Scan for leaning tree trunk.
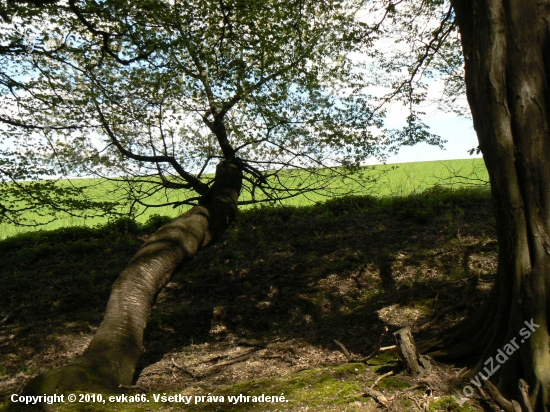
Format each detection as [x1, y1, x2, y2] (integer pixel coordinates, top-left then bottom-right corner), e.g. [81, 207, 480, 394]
[422, 1, 550, 410]
[20, 160, 242, 403]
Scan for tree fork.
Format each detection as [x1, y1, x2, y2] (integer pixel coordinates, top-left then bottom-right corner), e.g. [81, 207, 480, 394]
[16, 161, 242, 409]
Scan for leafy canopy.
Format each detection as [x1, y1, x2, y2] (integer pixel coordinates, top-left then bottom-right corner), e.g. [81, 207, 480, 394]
[0, 0, 456, 224]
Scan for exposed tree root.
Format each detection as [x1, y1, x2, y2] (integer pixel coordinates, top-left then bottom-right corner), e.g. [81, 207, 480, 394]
[483, 380, 518, 412]
[519, 380, 534, 412]
[8, 362, 120, 411]
[419, 254, 485, 357]
[418, 279, 497, 360]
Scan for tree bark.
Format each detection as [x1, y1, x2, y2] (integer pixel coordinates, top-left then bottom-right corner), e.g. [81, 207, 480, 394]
[393, 327, 431, 376]
[19, 160, 242, 406]
[423, 1, 550, 410]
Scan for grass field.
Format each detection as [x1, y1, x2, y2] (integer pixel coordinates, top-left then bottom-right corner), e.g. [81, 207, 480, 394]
[0, 158, 488, 239]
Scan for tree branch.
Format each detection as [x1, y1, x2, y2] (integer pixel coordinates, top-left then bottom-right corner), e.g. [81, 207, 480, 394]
[93, 101, 209, 195]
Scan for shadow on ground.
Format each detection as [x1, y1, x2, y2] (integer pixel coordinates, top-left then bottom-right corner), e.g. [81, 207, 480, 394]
[0, 187, 497, 409]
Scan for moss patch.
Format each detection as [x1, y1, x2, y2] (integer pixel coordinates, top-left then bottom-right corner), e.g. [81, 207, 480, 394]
[429, 397, 478, 411]
[47, 364, 369, 411]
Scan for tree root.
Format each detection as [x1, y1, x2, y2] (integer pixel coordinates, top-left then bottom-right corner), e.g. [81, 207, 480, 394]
[482, 380, 519, 412]
[8, 362, 120, 411]
[418, 283, 497, 360]
[418, 251, 493, 361]
[25, 363, 119, 395]
[518, 379, 533, 412]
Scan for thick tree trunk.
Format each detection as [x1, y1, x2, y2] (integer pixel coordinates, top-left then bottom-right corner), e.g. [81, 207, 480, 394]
[19, 161, 242, 404]
[423, 1, 550, 410]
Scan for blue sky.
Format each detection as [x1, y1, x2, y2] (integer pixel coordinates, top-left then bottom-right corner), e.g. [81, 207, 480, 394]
[386, 115, 480, 164]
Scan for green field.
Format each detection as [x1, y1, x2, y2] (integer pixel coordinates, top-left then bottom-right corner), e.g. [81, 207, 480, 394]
[0, 158, 488, 239]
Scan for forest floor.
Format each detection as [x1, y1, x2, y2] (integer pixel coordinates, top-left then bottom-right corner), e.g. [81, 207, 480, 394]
[0, 186, 501, 411]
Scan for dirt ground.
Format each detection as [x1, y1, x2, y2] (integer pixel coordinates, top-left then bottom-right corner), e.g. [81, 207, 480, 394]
[0, 189, 501, 411]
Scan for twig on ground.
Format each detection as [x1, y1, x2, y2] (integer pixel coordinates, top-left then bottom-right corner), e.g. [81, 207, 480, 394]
[456, 367, 469, 378]
[334, 339, 354, 361]
[365, 343, 397, 361]
[365, 326, 394, 361]
[171, 358, 198, 379]
[362, 387, 390, 408]
[371, 371, 394, 389]
[204, 354, 226, 363]
[237, 338, 269, 348]
[408, 395, 424, 411]
[335, 326, 396, 363]
[403, 382, 430, 392]
[258, 353, 285, 359]
[139, 370, 164, 377]
[237, 339, 299, 354]
[214, 352, 254, 367]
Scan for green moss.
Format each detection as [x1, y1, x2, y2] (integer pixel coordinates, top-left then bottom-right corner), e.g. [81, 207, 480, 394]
[208, 365, 366, 410]
[367, 349, 399, 366]
[375, 377, 410, 390]
[48, 364, 369, 411]
[332, 362, 366, 374]
[429, 397, 477, 411]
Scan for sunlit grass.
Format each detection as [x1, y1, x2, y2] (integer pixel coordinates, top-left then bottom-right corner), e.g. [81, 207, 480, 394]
[0, 158, 487, 239]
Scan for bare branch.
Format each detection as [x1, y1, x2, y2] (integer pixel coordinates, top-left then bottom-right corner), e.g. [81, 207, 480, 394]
[93, 100, 209, 195]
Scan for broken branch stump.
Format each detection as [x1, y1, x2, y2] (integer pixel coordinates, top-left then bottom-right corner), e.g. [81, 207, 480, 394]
[393, 327, 431, 376]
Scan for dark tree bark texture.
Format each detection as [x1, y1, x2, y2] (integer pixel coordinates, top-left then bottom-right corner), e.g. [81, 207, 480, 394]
[424, 1, 550, 410]
[19, 161, 242, 407]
